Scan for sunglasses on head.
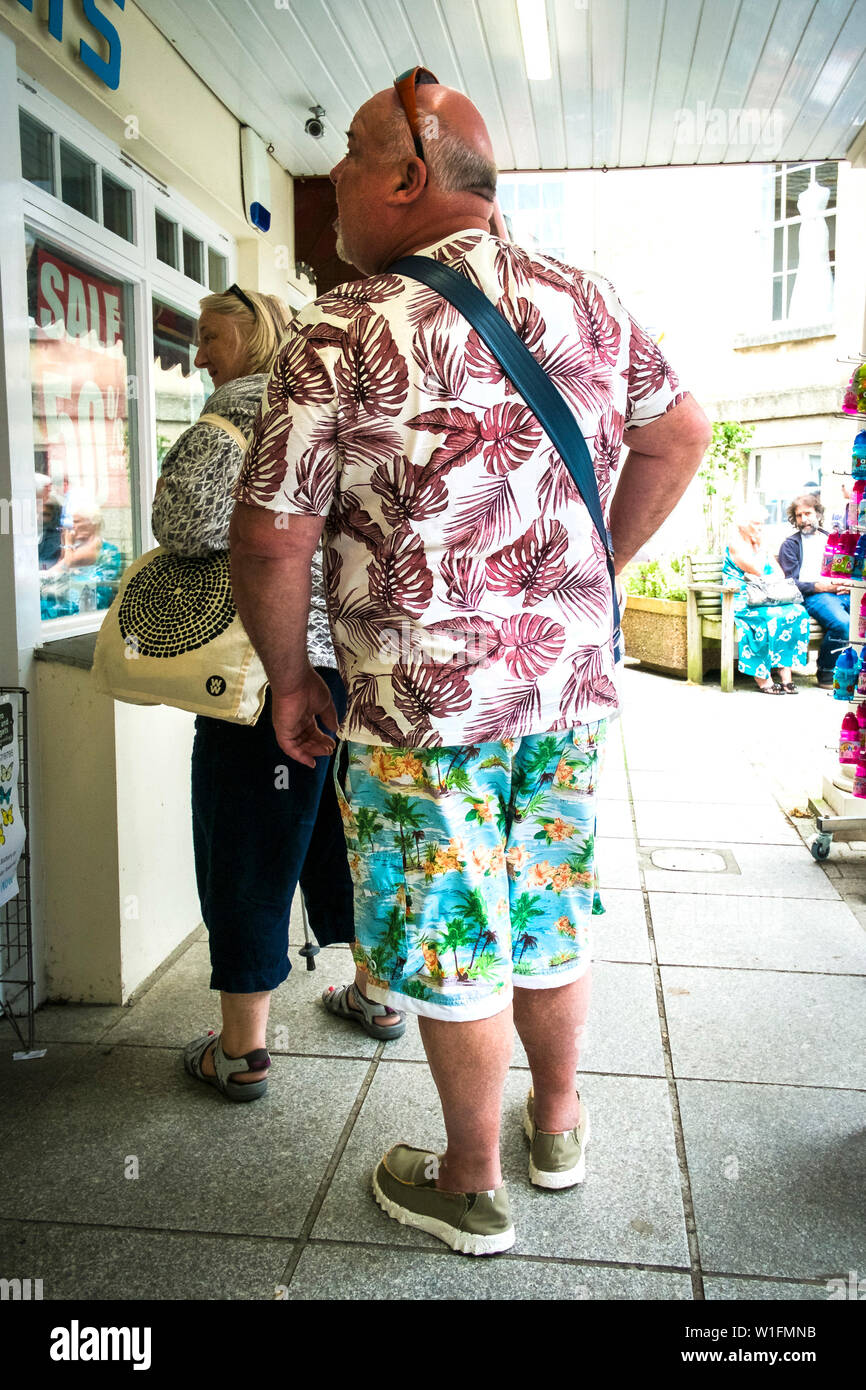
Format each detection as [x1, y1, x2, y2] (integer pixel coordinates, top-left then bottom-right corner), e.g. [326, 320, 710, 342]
[393, 66, 439, 161]
[227, 283, 257, 316]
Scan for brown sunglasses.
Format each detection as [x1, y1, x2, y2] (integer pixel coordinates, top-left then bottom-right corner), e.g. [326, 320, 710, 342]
[393, 66, 439, 161]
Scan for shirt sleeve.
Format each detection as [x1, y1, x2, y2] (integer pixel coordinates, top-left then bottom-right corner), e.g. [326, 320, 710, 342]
[233, 317, 340, 519]
[623, 313, 688, 430]
[152, 421, 243, 556]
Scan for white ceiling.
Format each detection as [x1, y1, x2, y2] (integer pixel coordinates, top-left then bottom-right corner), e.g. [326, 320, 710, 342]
[137, 0, 866, 175]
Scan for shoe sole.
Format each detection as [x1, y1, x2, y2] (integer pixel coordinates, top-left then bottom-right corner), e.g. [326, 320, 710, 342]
[523, 1108, 590, 1189]
[371, 1172, 515, 1256]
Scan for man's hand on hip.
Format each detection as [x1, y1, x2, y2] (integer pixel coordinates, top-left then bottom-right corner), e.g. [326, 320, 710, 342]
[272, 668, 339, 768]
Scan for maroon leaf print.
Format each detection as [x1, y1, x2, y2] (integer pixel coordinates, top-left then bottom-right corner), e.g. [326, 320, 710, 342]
[503, 296, 547, 353]
[293, 444, 337, 515]
[407, 407, 484, 477]
[628, 319, 680, 402]
[527, 256, 576, 296]
[547, 551, 610, 624]
[496, 243, 533, 296]
[332, 489, 385, 551]
[480, 402, 542, 474]
[559, 646, 618, 719]
[296, 322, 346, 348]
[486, 519, 569, 606]
[339, 415, 404, 468]
[439, 553, 487, 610]
[334, 314, 408, 419]
[425, 616, 501, 670]
[536, 450, 579, 513]
[591, 407, 624, 504]
[314, 275, 404, 322]
[464, 680, 542, 742]
[235, 407, 291, 505]
[431, 236, 484, 286]
[543, 339, 610, 416]
[369, 455, 448, 526]
[349, 673, 407, 745]
[337, 589, 391, 656]
[392, 657, 472, 732]
[498, 614, 566, 680]
[442, 473, 518, 552]
[405, 283, 460, 334]
[268, 334, 334, 408]
[411, 326, 467, 401]
[464, 326, 508, 389]
[367, 530, 434, 618]
[572, 280, 622, 366]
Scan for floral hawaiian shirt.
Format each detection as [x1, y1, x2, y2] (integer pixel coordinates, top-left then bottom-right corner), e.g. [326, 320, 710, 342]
[235, 230, 685, 748]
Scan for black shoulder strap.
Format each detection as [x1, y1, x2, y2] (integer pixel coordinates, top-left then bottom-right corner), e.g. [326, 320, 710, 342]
[389, 254, 621, 653]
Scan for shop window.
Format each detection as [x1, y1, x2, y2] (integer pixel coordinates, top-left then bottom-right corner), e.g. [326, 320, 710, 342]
[60, 140, 97, 220]
[102, 171, 133, 243]
[182, 231, 203, 284]
[152, 299, 207, 467]
[26, 230, 136, 622]
[155, 210, 179, 269]
[19, 110, 55, 196]
[208, 247, 228, 291]
[772, 162, 836, 322]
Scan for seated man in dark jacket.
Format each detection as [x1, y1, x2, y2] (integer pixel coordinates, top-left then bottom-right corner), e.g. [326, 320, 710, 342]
[778, 493, 849, 689]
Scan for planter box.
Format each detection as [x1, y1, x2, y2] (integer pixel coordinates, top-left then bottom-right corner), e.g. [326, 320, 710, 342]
[621, 595, 688, 677]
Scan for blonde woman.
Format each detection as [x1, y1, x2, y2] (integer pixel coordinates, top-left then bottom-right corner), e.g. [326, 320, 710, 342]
[153, 286, 403, 1103]
[723, 504, 810, 693]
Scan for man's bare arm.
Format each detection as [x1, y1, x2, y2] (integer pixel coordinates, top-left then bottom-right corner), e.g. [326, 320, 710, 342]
[608, 395, 712, 574]
[230, 502, 337, 765]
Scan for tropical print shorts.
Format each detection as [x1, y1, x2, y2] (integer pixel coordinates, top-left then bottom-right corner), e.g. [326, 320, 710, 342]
[334, 722, 607, 1021]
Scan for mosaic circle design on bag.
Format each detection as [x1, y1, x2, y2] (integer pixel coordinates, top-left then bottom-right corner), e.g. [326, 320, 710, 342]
[118, 553, 236, 658]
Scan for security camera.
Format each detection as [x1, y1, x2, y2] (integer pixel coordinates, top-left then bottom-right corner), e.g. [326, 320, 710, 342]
[305, 105, 326, 139]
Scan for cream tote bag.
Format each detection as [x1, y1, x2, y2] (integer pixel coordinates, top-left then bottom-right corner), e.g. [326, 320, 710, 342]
[92, 414, 268, 724]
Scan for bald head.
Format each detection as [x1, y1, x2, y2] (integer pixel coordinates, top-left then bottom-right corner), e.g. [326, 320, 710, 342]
[330, 79, 499, 274]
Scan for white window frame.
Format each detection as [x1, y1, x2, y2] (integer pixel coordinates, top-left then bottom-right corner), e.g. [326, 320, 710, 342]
[16, 72, 236, 638]
[771, 161, 837, 325]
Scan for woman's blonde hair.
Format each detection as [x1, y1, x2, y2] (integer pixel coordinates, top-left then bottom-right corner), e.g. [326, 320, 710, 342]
[198, 288, 293, 375]
[733, 503, 767, 536]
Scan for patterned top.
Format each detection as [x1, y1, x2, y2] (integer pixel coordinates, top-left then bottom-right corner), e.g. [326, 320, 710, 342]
[236, 230, 685, 747]
[153, 373, 334, 668]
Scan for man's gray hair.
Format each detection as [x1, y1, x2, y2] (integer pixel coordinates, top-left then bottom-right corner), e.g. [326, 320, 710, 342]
[380, 107, 497, 201]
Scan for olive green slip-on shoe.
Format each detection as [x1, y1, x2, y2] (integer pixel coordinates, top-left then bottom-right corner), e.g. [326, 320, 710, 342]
[523, 1090, 590, 1189]
[372, 1144, 515, 1256]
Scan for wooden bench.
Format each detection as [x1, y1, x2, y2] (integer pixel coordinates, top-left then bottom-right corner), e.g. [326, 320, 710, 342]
[686, 553, 824, 691]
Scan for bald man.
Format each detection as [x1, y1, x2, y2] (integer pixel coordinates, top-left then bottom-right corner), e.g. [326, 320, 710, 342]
[231, 72, 710, 1255]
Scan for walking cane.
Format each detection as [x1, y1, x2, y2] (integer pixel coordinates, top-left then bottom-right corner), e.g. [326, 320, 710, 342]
[298, 894, 319, 970]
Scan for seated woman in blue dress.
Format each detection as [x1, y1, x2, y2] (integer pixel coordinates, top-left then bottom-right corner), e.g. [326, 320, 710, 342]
[723, 505, 811, 694]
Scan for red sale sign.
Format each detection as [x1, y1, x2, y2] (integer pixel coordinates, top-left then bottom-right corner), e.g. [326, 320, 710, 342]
[33, 248, 130, 510]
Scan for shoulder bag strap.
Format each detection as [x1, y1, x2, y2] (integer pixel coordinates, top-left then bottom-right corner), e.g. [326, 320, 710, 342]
[388, 255, 621, 655]
[198, 412, 250, 452]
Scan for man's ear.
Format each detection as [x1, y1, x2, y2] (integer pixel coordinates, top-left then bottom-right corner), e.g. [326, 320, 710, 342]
[388, 157, 428, 202]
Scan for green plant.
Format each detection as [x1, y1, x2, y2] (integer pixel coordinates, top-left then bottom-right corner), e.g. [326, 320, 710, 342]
[623, 555, 687, 602]
[699, 421, 754, 553]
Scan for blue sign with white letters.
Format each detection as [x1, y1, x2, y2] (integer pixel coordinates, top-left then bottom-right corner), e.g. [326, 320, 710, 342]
[16, 0, 125, 92]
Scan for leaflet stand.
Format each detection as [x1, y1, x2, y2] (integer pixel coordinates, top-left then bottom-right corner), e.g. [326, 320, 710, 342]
[0, 687, 35, 1053]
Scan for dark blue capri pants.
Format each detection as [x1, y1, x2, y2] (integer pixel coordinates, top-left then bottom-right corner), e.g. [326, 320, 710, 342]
[191, 667, 354, 993]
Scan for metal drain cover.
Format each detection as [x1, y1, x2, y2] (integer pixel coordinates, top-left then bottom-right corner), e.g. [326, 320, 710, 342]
[650, 848, 728, 872]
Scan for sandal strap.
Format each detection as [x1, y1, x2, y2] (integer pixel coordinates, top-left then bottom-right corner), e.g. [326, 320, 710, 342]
[212, 1037, 271, 1088]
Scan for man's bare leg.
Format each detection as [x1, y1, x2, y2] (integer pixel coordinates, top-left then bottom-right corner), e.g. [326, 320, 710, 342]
[418, 1006, 514, 1193]
[512, 971, 591, 1131]
[200, 990, 271, 1081]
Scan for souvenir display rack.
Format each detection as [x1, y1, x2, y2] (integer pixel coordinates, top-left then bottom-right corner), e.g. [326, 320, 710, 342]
[0, 687, 34, 1051]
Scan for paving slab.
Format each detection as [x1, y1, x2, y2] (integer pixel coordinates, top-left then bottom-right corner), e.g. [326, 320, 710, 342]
[593, 889, 651, 963]
[0, 1219, 294, 1300]
[383, 960, 664, 1077]
[0, 1046, 370, 1239]
[641, 842, 841, 900]
[595, 798, 635, 839]
[595, 837, 641, 890]
[288, 1242, 693, 1299]
[662, 966, 866, 1088]
[0, 1041, 90, 1123]
[677, 1080, 866, 1282]
[703, 1275, 836, 1300]
[313, 1066, 690, 1268]
[650, 893, 866, 974]
[627, 770, 777, 806]
[634, 802, 800, 847]
[0, 1003, 125, 1045]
